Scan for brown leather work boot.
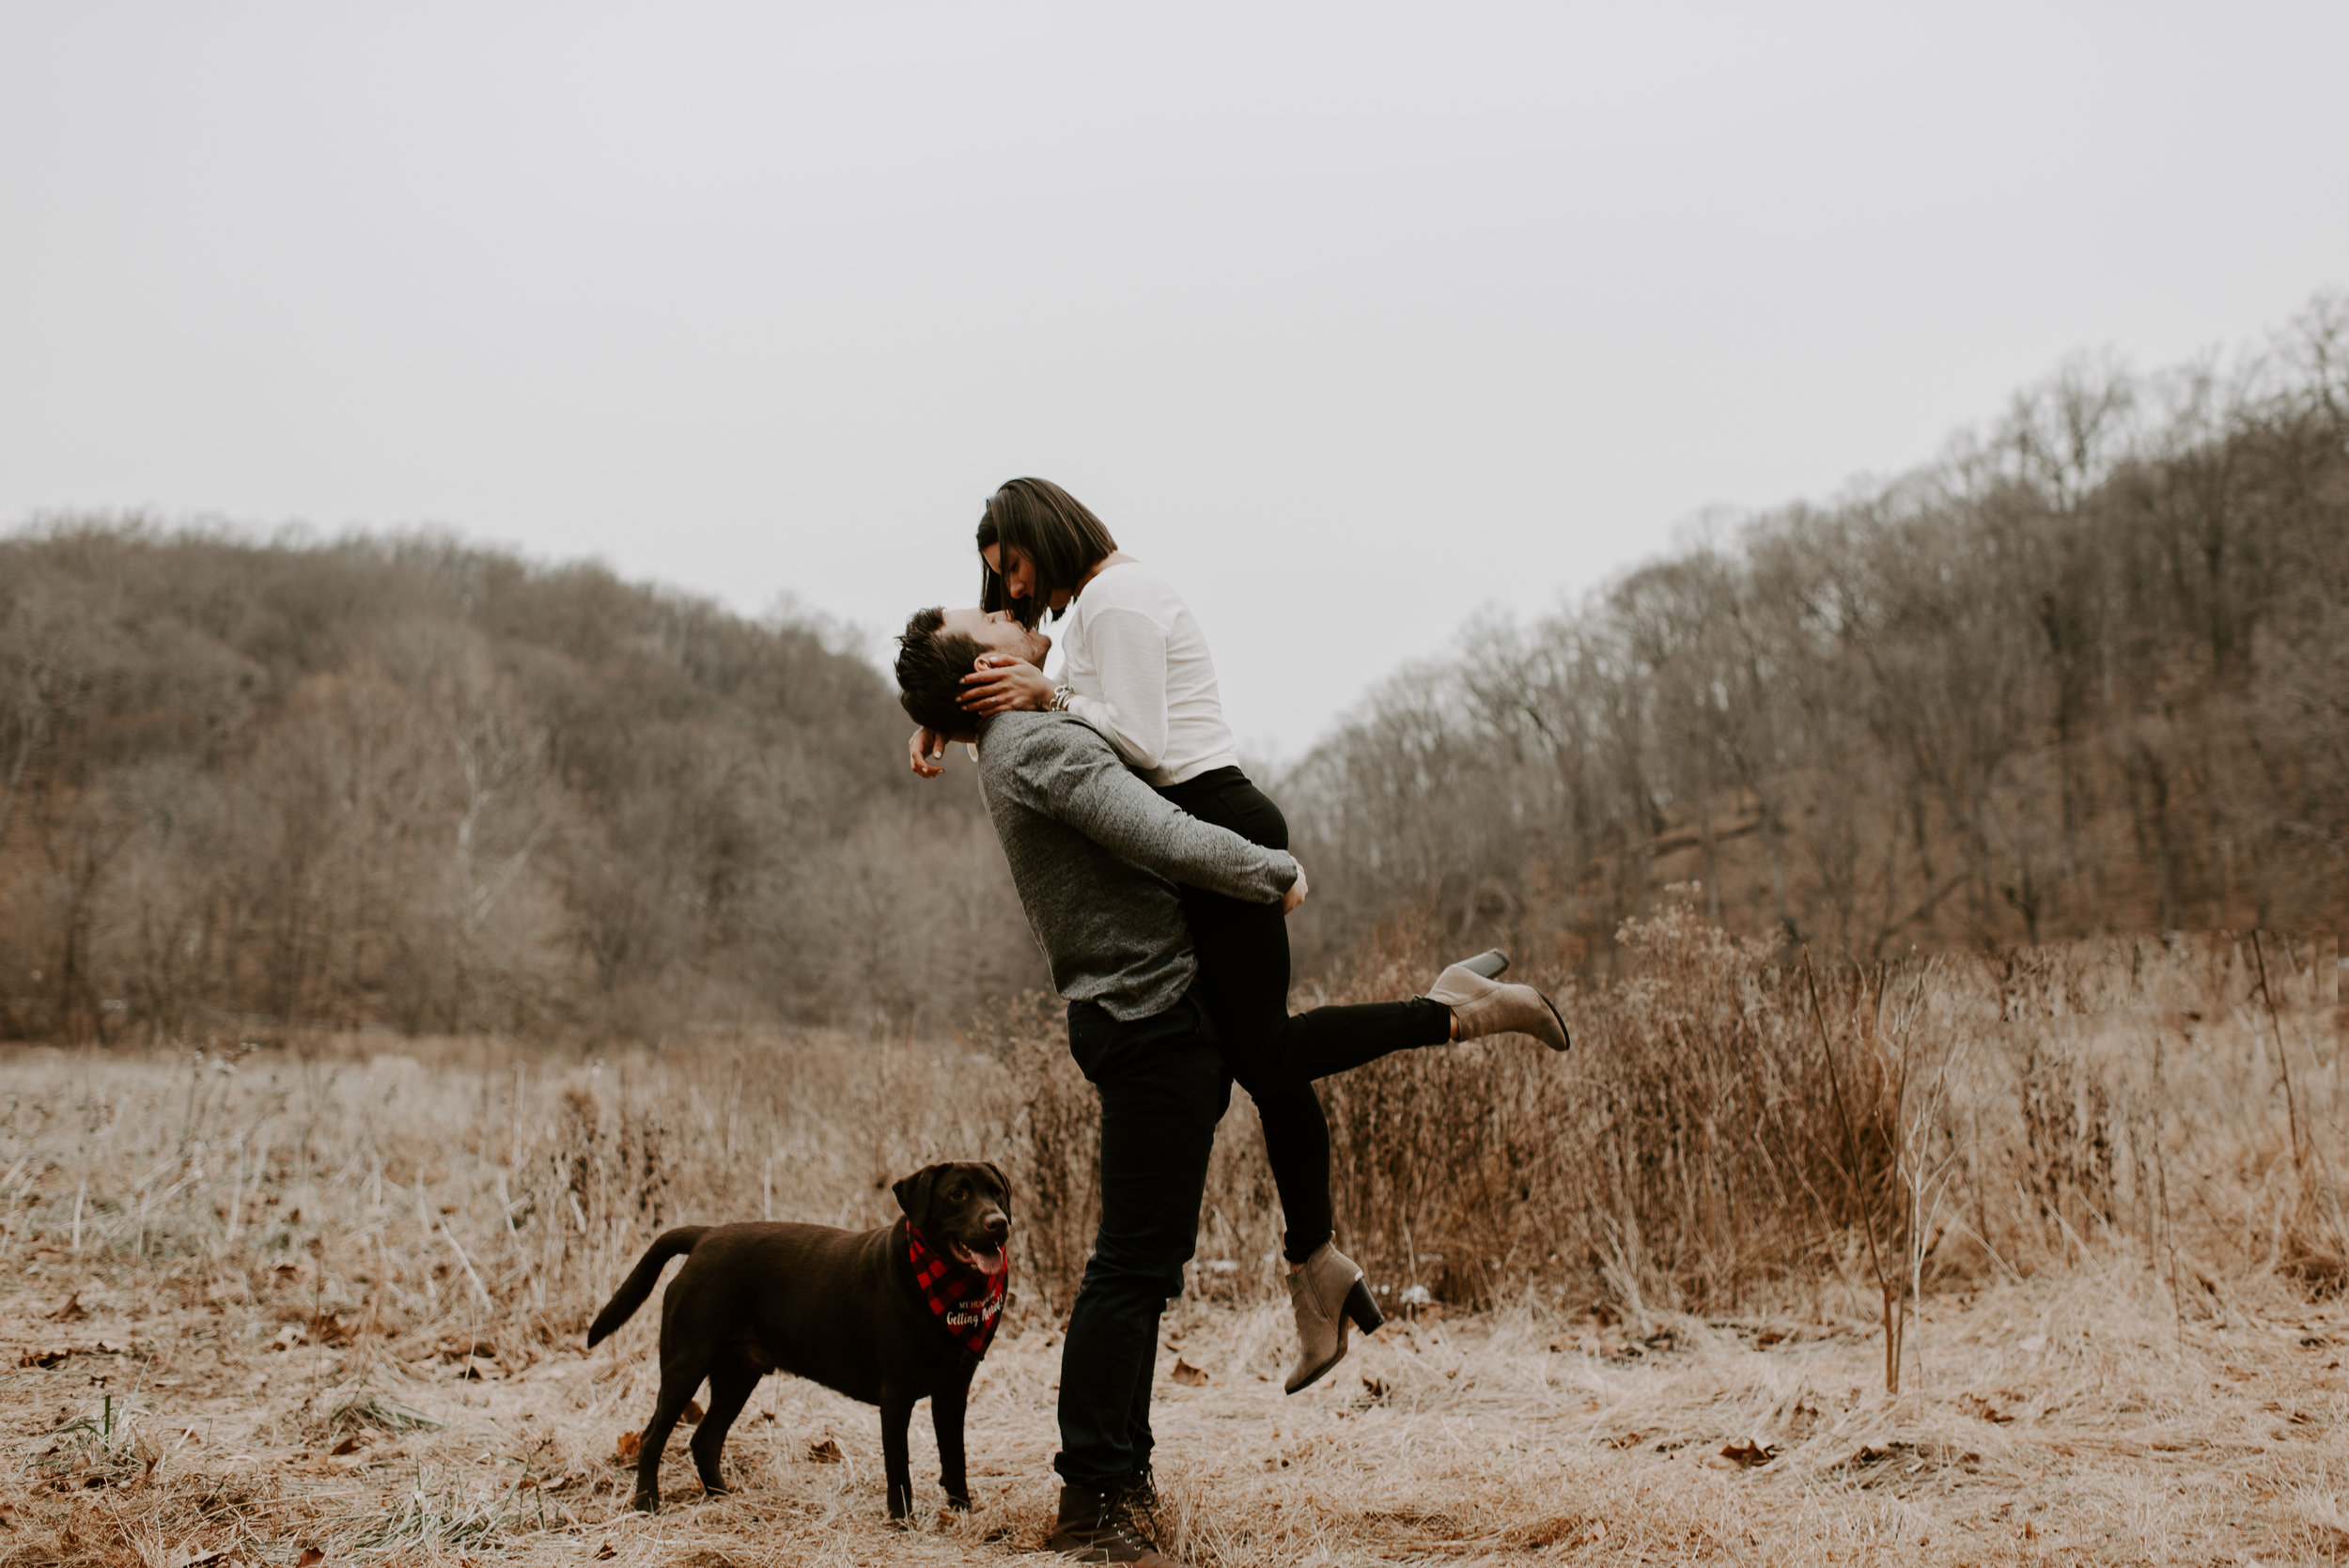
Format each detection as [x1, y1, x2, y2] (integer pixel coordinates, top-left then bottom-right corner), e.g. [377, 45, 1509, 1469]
[1049, 1483, 1191, 1566]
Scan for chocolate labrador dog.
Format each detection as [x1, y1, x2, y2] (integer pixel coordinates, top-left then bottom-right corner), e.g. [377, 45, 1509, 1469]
[587, 1160, 1013, 1519]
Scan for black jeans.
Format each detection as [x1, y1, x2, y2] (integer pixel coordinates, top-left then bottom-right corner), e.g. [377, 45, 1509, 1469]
[1054, 988, 1231, 1492]
[1154, 767, 1451, 1264]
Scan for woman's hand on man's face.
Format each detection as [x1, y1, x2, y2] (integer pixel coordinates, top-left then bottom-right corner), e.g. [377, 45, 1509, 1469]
[960, 654, 1055, 717]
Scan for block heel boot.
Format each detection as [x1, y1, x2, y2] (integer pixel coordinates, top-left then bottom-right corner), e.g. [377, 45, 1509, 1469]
[1284, 1241, 1377, 1394]
[1424, 957, 1569, 1052]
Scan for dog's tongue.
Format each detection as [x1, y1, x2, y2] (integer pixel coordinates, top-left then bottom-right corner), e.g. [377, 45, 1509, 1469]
[957, 1241, 1009, 1277]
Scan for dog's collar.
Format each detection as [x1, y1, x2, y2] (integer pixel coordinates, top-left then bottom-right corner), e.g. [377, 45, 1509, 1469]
[904, 1221, 1007, 1358]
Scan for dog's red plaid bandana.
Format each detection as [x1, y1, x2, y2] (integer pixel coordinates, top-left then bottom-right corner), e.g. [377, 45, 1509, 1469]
[905, 1222, 1007, 1358]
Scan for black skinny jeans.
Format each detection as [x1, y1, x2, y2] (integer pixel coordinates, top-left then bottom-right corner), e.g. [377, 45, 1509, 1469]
[1056, 988, 1230, 1491]
[1155, 767, 1451, 1264]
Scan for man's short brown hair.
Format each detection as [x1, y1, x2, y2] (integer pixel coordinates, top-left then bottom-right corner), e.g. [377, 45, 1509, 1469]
[894, 607, 982, 735]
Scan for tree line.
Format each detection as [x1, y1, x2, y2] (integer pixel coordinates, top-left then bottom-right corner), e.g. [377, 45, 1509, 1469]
[1285, 291, 2349, 971]
[6, 293, 2343, 1044]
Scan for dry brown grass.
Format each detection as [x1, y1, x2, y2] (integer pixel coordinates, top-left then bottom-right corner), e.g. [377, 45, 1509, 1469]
[0, 923, 2341, 1565]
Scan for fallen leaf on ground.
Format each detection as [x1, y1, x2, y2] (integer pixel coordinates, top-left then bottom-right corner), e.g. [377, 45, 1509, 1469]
[1171, 1359, 1209, 1386]
[167, 1547, 228, 1568]
[594, 1545, 617, 1560]
[681, 1398, 705, 1424]
[614, 1430, 641, 1459]
[1719, 1439, 1775, 1468]
[50, 1293, 86, 1322]
[330, 1435, 360, 1455]
[296, 1549, 325, 1566]
[808, 1438, 843, 1464]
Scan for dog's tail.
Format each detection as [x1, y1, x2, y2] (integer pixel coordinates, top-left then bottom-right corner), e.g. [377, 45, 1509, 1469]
[585, 1226, 710, 1347]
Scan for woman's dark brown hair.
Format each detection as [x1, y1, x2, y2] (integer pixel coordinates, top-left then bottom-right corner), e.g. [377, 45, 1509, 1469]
[976, 478, 1119, 629]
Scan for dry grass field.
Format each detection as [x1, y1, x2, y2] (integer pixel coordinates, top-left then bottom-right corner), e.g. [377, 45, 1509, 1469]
[1, 921, 2341, 1566]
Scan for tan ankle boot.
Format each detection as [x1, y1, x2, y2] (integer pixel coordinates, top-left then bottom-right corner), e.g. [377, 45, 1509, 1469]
[1284, 1241, 1383, 1394]
[1425, 962, 1570, 1051]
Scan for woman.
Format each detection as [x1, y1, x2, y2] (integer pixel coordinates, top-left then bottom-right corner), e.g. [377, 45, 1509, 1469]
[910, 478, 1568, 1392]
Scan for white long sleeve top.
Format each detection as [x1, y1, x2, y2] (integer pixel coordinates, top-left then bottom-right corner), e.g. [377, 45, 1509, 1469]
[1054, 560, 1240, 788]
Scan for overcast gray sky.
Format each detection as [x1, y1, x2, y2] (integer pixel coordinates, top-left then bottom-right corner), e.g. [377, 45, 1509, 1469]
[4, 4, 2343, 758]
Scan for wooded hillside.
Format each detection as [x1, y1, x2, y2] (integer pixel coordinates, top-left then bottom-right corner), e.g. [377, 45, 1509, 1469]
[1287, 293, 2349, 970]
[0, 530, 1038, 1043]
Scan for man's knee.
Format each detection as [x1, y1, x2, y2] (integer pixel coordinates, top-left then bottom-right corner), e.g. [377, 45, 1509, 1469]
[1078, 1250, 1187, 1310]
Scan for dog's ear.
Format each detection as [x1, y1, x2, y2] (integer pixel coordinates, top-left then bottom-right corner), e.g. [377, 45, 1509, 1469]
[892, 1164, 943, 1228]
[980, 1161, 1012, 1214]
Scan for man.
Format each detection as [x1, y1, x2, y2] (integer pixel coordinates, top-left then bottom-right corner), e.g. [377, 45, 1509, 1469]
[896, 604, 1300, 1566]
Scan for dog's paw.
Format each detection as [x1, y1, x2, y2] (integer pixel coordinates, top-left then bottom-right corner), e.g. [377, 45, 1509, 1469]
[630, 1491, 661, 1514]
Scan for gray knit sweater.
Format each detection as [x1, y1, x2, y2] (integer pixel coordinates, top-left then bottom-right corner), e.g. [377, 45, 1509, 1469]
[975, 710, 1298, 1020]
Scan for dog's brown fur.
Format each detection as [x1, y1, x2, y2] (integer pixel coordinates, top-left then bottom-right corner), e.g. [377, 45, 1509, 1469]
[587, 1160, 1012, 1519]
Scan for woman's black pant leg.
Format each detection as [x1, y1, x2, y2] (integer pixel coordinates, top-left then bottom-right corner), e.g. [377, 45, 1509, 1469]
[1276, 998, 1454, 1079]
[1158, 769, 1448, 1264]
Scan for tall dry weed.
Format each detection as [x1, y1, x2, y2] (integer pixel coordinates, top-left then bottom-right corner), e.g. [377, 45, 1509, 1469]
[1296, 908, 2339, 1337]
[1307, 899, 1908, 1317]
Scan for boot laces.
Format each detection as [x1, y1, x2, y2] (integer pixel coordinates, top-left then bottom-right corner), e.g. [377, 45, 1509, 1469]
[1112, 1491, 1160, 1540]
[1063, 1493, 1160, 1561]
[1073, 1516, 1156, 1561]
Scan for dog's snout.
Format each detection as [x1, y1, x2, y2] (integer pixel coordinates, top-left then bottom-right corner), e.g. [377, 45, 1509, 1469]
[984, 1212, 1009, 1241]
